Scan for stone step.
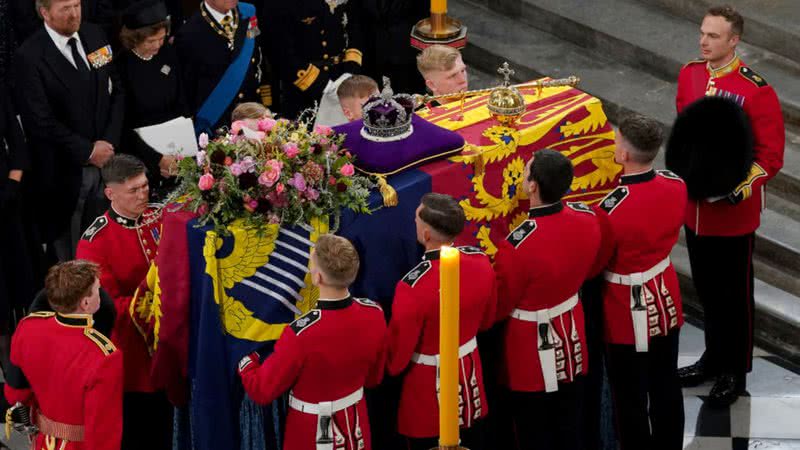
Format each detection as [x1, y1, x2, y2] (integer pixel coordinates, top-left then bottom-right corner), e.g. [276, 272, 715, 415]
[455, 0, 800, 273]
[509, 0, 800, 127]
[454, 0, 800, 207]
[672, 241, 800, 365]
[635, 0, 800, 64]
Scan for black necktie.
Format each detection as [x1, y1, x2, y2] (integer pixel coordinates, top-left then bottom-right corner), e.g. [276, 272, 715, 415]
[67, 37, 89, 75]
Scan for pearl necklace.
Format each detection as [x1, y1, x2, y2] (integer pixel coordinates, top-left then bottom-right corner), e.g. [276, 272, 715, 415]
[132, 48, 154, 61]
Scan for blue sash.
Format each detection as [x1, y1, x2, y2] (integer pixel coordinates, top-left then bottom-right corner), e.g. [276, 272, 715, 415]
[195, 2, 257, 135]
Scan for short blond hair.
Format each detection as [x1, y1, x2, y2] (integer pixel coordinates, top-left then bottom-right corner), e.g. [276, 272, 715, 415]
[337, 75, 379, 100]
[231, 102, 270, 122]
[313, 234, 360, 288]
[417, 45, 461, 77]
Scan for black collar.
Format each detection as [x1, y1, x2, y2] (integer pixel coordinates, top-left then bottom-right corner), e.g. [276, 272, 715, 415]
[55, 313, 93, 328]
[423, 249, 441, 261]
[620, 169, 656, 185]
[109, 207, 139, 228]
[317, 296, 353, 310]
[529, 202, 564, 218]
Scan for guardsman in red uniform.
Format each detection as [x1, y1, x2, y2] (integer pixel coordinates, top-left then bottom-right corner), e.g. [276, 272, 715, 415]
[239, 234, 387, 450]
[75, 155, 172, 450]
[4, 260, 123, 450]
[675, 5, 785, 406]
[595, 115, 687, 450]
[493, 149, 603, 450]
[386, 193, 497, 450]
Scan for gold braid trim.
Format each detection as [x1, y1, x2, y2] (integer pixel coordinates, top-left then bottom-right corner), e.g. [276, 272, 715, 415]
[258, 85, 273, 107]
[294, 64, 321, 91]
[343, 48, 363, 65]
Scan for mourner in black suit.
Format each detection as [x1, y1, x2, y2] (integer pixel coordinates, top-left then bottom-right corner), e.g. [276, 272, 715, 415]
[118, 0, 188, 200]
[10, 0, 115, 44]
[358, 0, 427, 96]
[175, 0, 271, 134]
[13, 0, 124, 261]
[263, 0, 364, 119]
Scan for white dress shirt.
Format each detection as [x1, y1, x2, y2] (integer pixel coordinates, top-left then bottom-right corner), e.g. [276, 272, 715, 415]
[204, 1, 233, 25]
[44, 23, 90, 70]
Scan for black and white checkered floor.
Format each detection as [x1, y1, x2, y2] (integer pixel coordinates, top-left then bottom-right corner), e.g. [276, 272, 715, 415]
[680, 323, 800, 449]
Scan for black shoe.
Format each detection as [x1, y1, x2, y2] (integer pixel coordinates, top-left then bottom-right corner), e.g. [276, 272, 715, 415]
[678, 358, 711, 387]
[708, 374, 746, 408]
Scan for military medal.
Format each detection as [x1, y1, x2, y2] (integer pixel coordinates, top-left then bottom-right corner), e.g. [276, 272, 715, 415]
[87, 45, 113, 69]
[200, 2, 239, 51]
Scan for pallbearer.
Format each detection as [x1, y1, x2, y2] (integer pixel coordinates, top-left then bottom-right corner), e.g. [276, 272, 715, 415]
[239, 234, 387, 450]
[596, 115, 686, 450]
[387, 193, 497, 450]
[493, 149, 604, 450]
[4, 260, 123, 450]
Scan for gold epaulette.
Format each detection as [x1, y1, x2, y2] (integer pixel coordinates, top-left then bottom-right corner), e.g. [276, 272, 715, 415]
[343, 48, 362, 66]
[294, 64, 321, 91]
[83, 328, 117, 356]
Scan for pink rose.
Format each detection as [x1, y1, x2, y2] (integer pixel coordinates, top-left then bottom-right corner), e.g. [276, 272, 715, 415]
[319, 137, 329, 146]
[282, 142, 300, 158]
[198, 173, 215, 190]
[224, 156, 233, 166]
[305, 187, 319, 201]
[330, 143, 339, 152]
[231, 120, 245, 136]
[339, 163, 355, 177]
[314, 125, 333, 136]
[258, 118, 277, 132]
[198, 133, 209, 149]
[258, 159, 283, 187]
[197, 204, 209, 216]
[276, 182, 285, 194]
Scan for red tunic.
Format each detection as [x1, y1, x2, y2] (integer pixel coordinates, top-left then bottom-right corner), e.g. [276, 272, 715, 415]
[240, 296, 387, 450]
[4, 312, 123, 450]
[76, 206, 162, 392]
[493, 202, 602, 392]
[594, 170, 687, 345]
[675, 57, 785, 236]
[387, 246, 497, 438]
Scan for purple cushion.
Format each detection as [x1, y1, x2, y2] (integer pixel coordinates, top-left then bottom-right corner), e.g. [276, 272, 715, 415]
[334, 115, 465, 175]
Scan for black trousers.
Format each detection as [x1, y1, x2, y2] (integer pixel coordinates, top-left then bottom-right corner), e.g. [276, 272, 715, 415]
[685, 227, 755, 375]
[404, 419, 486, 450]
[508, 377, 585, 450]
[122, 391, 173, 450]
[606, 331, 684, 450]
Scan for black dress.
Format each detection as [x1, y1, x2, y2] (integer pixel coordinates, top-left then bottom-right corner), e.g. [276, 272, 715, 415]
[118, 42, 189, 200]
[0, 84, 44, 328]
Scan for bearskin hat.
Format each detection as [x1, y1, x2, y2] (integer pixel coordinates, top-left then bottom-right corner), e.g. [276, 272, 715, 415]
[666, 96, 754, 200]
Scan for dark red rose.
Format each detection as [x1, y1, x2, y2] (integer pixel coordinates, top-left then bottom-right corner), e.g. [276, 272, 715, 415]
[336, 182, 347, 192]
[255, 198, 272, 214]
[210, 149, 227, 165]
[238, 172, 259, 189]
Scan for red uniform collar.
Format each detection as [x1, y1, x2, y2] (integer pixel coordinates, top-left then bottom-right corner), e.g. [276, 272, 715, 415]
[528, 202, 564, 218]
[707, 54, 741, 79]
[55, 313, 93, 328]
[620, 169, 656, 185]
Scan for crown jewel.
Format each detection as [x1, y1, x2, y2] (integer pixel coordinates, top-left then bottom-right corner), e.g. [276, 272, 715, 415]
[361, 77, 415, 142]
